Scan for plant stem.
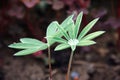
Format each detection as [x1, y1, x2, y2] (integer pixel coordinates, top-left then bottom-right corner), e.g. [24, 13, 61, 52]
[48, 45, 52, 80]
[66, 51, 74, 80]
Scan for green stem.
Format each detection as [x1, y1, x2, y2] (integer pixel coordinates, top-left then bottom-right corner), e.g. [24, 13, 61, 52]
[47, 45, 52, 80]
[66, 51, 74, 80]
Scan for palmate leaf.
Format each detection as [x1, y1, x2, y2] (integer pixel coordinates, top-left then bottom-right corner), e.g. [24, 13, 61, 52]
[8, 38, 48, 56]
[77, 40, 96, 46]
[55, 44, 70, 51]
[14, 48, 41, 56]
[78, 18, 99, 40]
[9, 43, 47, 56]
[81, 31, 105, 40]
[74, 12, 83, 38]
[9, 38, 48, 50]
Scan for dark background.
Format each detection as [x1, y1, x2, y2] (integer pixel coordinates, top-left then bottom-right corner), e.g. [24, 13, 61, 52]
[0, 0, 120, 80]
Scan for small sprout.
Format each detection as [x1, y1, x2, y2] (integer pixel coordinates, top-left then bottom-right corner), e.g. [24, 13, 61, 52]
[8, 14, 75, 80]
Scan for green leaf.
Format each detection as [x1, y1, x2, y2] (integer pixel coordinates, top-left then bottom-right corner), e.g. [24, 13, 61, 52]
[14, 48, 41, 56]
[61, 14, 74, 27]
[74, 12, 83, 38]
[46, 21, 59, 37]
[68, 20, 75, 38]
[61, 14, 75, 39]
[58, 14, 74, 38]
[46, 21, 70, 44]
[78, 18, 99, 40]
[60, 14, 74, 39]
[77, 40, 96, 46]
[46, 14, 74, 38]
[8, 42, 48, 50]
[81, 31, 105, 40]
[8, 43, 40, 49]
[46, 21, 62, 44]
[56, 25, 70, 40]
[55, 44, 70, 51]
[47, 14, 74, 45]
[48, 36, 67, 44]
[20, 38, 45, 45]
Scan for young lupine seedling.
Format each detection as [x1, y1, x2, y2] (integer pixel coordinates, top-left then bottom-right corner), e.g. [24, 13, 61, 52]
[8, 12, 105, 80]
[48, 12, 105, 80]
[8, 14, 74, 80]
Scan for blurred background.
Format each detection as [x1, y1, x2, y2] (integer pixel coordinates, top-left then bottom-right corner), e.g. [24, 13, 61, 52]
[0, 0, 120, 80]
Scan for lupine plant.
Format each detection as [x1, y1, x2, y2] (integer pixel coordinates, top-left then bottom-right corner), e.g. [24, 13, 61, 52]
[8, 12, 105, 80]
[8, 14, 73, 80]
[49, 12, 105, 80]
